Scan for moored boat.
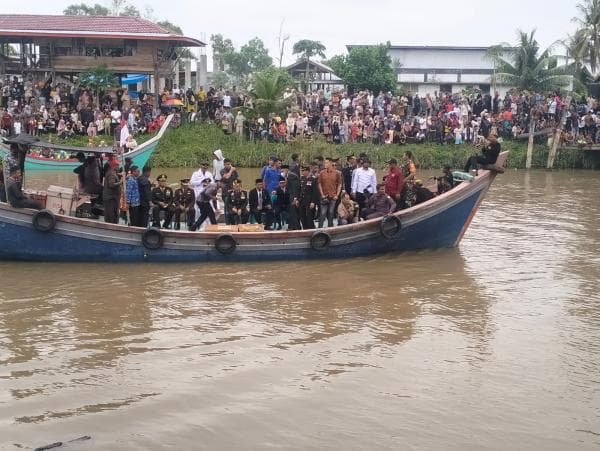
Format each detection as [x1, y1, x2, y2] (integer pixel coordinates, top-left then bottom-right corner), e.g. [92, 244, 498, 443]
[0, 114, 173, 171]
[0, 152, 508, 262]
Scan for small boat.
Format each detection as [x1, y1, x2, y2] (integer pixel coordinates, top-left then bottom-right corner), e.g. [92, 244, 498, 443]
[0, 114, 173, 171]
[0, 152, 508, 263]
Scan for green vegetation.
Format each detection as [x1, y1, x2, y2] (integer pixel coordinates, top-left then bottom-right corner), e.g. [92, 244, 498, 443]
[145, 123, 599, 170]
[42, 124, 599, 169]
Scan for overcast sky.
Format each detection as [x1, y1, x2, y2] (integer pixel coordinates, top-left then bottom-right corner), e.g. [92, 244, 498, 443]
[5, 0, 579, 69]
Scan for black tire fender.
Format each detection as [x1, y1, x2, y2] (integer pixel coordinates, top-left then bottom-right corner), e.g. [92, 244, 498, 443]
[215, 234, 237, 255]
[32, 209, 56, 232]
[310, 231, 331, 251]
[380, 215, 402, 239]
[142, 227, 164, 250]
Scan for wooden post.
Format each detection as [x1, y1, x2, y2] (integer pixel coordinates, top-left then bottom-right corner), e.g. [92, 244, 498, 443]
[547, 96, 572, 170]
[526, 108, 535, 170]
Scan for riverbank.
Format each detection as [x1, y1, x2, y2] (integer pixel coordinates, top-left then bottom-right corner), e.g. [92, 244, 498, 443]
[40, 123, 600, 170]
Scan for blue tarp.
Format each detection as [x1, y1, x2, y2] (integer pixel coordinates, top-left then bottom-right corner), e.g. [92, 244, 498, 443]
[121, 74, 149, 85]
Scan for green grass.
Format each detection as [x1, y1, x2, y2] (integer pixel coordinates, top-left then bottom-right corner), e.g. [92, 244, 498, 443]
[43, 123, 600, 170]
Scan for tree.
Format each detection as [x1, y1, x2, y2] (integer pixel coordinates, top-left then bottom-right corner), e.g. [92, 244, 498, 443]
[292, 39, 326, 92]
[247, 67, 295, 119]
[211, 34, 235, 72]
[330, 44, 396, 93]
[571, 0, 600, 75]
[490, 30, 570, 93]
[63, 3, 110, 15]
[63, 1, 139, 16]
[211, 71, 230, 89]
[78, 65, 118, 105]
[490, 30, 570, 169]
[240, 38, 273, 72]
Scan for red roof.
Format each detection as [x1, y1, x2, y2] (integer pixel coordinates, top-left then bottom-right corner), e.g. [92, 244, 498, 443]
[0, 14, 204, 46]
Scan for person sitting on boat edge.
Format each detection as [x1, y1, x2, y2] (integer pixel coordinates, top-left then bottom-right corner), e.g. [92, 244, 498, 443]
[464, 132, 501, 175]
[248, 179, 274, 230]
[414, 180, 435, 205]
[227, 178, 249, 225]
[431, 165, 454, 195]
[361, 183, 395, 220]
[5, 167, 41, 209]
[173, 178, 195, 230]
[151, 174, 175, 229]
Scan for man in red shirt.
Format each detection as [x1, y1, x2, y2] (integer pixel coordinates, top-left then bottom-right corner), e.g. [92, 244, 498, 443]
[384, 158, 403, 210]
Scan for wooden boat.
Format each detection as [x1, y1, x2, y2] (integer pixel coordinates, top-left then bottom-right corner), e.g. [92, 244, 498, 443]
[0, 152, 508, 263]
[0, 114, 173, 171]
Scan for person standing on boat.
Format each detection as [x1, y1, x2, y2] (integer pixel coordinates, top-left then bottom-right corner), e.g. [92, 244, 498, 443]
[151, 174, 175, 229]
[137, 166, 152, 228]
[125, 166, 142, 227]
[191, 178, 218, 230]
[351, 158, 377, 215]
[212, 149, 225, 182]
[281, 164, 301, 230]
[299, 166, 318, 229]
[463, 133, 501, 175]
[102, 159, 121, 224]
[0, 162, 6, 203]
[384, 158, 404, 210]
[190, 161, 214, 225]
[342, 154, 357, 195]
[318, 157, 343, 228]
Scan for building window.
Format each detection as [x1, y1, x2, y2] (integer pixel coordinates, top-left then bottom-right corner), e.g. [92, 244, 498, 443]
[73, 38, 85, 56]
[124, 40, 137, 57]
[101, 47, 124, 57]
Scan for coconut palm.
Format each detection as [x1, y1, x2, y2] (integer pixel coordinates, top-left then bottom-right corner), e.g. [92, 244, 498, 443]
[292, 39, 326, 92]
[571, 0, 600, 75]
[491, 30, 570, 93]
[247, 68, 294, 119]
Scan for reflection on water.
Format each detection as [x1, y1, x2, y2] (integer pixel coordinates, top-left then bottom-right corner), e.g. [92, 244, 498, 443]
[1, 170, 599, 450]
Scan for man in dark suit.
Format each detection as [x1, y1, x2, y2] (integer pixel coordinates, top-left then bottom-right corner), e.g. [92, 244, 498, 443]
[248, 178, 273, 230]
[281, 164, 301, 230]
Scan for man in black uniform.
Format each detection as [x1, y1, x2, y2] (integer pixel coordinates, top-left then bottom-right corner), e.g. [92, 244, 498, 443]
[173, 178, 195, 230]
[281, 164, 301, 230]
[227, 178, 249, 225]
[464, 133, 501, 175]
[299, 166, 318, 229]
[342, 154, 357, 195]
[248, 178, 273, 229]
[137, 166, 152, 227]
[151, 174, 174, 228]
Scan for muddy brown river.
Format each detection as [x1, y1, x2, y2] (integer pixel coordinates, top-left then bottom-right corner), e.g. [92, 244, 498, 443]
[0, 169, 599, 450]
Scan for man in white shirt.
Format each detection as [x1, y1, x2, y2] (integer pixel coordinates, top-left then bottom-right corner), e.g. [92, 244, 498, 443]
[190, 161, 215, 222]
[351, 158, 377, 214]
[110, 106, 121, 136]
[222, 91, 231, 109]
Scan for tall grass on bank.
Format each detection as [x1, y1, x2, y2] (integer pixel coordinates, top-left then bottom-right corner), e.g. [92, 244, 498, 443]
[152, 123, 600, 170]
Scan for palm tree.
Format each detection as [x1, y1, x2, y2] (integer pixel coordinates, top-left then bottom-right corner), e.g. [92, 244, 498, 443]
[489, 30, 570, 169]
[571, 0, 600, 75]
[247, 68, 294, 119]
[292, 39, 326, 92]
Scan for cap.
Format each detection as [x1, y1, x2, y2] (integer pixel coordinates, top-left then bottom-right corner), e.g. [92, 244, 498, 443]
[415, 179, 423, 186]
[301, 166, 310, 171]
[157, 174, 167, 182]
[387, 158, 398, 165]
[255, 178, 263, 184]
[180, 178, 190, 184]
[346, 154, 356, 161]
[281, 164, 290, 169]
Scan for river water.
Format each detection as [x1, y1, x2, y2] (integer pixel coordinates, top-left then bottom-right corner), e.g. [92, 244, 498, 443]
[0, 169, 599, 450]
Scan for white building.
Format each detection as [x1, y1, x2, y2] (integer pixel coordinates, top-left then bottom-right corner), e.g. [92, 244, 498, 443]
[347, 45, 512, 96]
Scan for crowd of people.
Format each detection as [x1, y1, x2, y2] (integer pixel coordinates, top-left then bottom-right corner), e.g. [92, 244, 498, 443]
[91, 148, 460, 231]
